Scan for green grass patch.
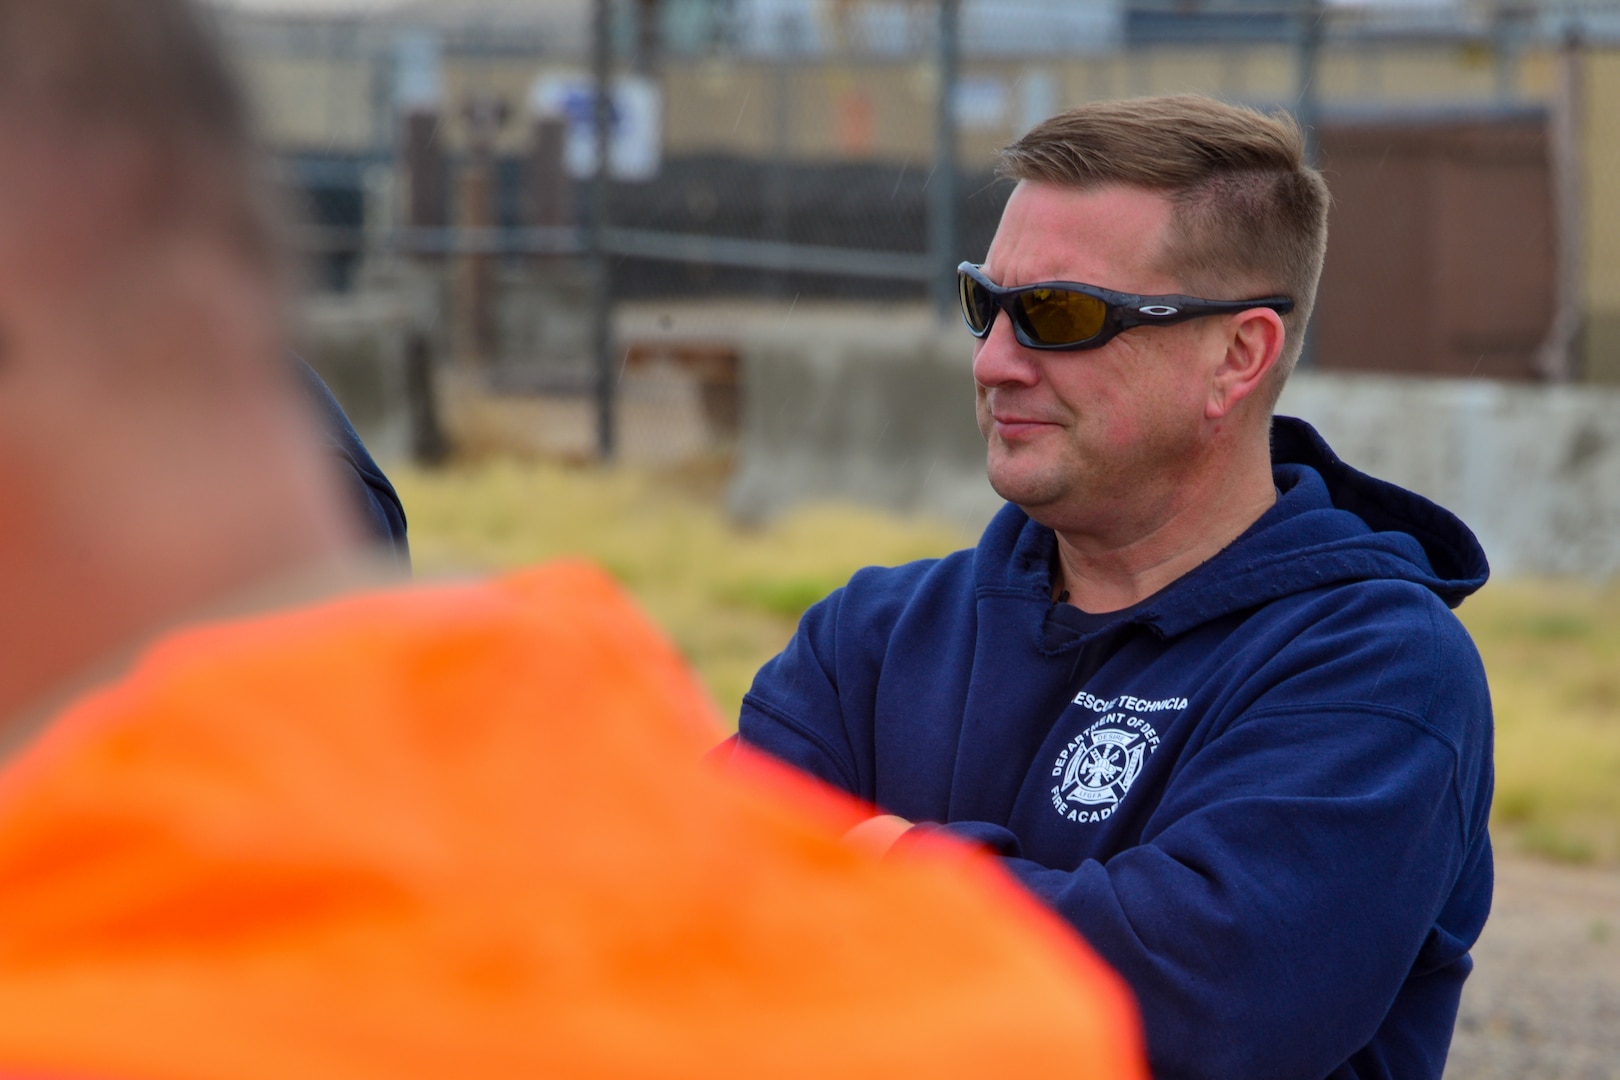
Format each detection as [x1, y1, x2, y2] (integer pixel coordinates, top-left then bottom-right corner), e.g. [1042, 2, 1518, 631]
[1517, 823, 1597, 865]
[1516, 613, 1595, 641]
[718, 576, 847, 618]
[396, 458, 1620, 865]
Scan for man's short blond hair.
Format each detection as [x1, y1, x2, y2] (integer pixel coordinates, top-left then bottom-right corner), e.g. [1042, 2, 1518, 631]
[998, 94, 1330, 392]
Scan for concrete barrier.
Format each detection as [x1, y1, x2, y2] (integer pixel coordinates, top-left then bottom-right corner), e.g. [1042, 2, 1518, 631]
[1278, 376, 1620, 577]
[728, 332, 1620, 578]
[727, 326, 1003, 529]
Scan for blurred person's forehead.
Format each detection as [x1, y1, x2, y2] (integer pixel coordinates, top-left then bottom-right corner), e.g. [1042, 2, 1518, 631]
[0, 0, 237, 117]
[0, 0, 254, 222]
[0, 116, 162, 290]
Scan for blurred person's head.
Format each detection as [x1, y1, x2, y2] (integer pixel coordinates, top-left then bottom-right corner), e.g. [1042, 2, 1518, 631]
[969, 95, 1329, 537]
[0, 0, 358, 726]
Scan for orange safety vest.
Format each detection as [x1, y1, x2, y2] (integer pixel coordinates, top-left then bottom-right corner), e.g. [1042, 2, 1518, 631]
[0, 561, 1146, 1080]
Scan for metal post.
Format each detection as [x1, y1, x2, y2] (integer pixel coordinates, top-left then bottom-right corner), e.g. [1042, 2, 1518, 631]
[587, 0, 616, 460]
[395, 31, 450, 465]
[633, 0, 661, 77]
[527, 116, 571, 240]
[1492, 1, 1520, 102]
[402, 109, 451, 464]
[765, 14, 805, 299]
[458, 95, 507, 368]
[1295, 0, 1322, 169]
[1294, 0, 1323, 369]
[930, 0, 961, 322]
[1537, 29, 1585, 382]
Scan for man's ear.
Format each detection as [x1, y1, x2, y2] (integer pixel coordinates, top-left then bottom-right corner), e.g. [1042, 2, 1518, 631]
[1205, 308, 1287, 420]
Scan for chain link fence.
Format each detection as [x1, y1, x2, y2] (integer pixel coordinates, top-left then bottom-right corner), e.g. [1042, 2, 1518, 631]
[214, 0, 1620, 465]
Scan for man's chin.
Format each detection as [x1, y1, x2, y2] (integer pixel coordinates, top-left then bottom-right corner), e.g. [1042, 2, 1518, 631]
[985, 460, 1070, 514]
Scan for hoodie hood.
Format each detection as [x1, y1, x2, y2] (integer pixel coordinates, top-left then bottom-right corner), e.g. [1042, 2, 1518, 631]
[979, 415, 1490, 643]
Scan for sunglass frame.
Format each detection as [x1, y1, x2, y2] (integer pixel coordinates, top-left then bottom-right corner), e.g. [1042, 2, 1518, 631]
[956, 261, 1295, 352]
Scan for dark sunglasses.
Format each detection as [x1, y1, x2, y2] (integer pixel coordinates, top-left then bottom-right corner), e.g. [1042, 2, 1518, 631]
[957, 262, 1294, 352]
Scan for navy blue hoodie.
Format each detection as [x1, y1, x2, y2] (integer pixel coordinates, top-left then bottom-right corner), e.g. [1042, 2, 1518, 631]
[738, 416, 1494, 1080]
[296, 357, 410, 567]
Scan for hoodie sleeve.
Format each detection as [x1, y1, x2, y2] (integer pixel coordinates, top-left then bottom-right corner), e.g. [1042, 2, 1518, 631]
[739, 586, 870, 800]
[942, 589, 1495, 1080]
[295, 356, 411, 569]
[738, 556, 964, 804]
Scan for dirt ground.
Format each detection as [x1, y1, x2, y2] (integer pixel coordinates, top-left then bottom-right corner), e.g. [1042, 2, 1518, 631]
[1445, 853, 1620, 1078]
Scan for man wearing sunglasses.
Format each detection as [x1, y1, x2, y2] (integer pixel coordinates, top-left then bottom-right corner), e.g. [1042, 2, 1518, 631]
[735, 95, 1494, 1080]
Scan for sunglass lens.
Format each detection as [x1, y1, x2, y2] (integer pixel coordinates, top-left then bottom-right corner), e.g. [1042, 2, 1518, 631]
[958, 272, 996, 336]
[1017, 287, 1107, 347]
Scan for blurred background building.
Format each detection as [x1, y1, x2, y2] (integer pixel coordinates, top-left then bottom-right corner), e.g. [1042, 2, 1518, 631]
[210, 0, 1620, 572]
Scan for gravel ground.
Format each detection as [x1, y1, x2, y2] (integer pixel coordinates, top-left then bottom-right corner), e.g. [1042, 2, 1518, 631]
[1445, 853, 1620, 1079]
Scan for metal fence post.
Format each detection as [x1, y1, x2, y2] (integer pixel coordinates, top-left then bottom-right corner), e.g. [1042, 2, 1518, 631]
[588, 0, 617, 461]
[1294, 0, 1323, 370]
[765, 13, 800, 299]
[1538, 27, 1585, 382]
[930, 0, 961, 323]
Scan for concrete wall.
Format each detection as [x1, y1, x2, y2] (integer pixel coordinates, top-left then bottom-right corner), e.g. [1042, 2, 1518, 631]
[1278, 375, 1620, 578]
[727, 326, 1004, 528]
[729, 333, 1620, 577]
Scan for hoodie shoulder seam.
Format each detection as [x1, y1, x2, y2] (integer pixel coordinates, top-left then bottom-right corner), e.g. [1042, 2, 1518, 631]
[1236, 701, 1461, 755]
[741, 690, 862, 795]
[1236, 700, 1468, 851]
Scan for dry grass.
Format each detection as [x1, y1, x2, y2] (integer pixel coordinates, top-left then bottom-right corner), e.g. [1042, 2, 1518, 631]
[395, 459, 1620, 865]
[394, 458, 967, 723]
[1456, 581, 1620, 865]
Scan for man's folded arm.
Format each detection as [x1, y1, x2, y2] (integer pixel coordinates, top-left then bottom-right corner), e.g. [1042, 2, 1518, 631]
[928, 705, 1481, 1080]
[739, 588, 873, 799]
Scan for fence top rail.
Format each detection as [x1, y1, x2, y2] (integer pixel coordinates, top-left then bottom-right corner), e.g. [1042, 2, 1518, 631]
[293, 226, 937, 282]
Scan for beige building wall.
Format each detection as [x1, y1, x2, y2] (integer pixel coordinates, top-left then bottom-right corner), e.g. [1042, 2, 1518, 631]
[663, 61, 941, 163]
[657, 44, 1534, 165]
[235, 36, 1620, 383]
[239, 52, 375, 151]
[238, 42, 1566, 160]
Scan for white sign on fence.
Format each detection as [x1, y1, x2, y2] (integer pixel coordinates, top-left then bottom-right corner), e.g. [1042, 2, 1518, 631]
[528, 74, 662, 182]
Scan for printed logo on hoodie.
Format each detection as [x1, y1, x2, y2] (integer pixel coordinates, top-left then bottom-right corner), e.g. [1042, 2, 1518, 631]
[1050, 693, 1181, 824]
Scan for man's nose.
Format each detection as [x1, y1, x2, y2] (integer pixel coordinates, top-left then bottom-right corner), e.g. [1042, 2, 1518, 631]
[971, 311, 1042, 389]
